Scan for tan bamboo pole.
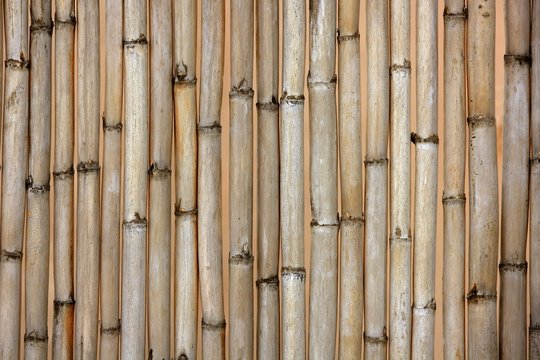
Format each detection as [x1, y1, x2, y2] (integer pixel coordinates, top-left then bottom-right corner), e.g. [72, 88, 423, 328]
[148, 1, 173, 358]
[337, 0, 363, 357]
[499, 0, 530, 358]
[363, 0, 389, 358]
[530, 0, 540, 356]
[280, 0, 306, 358]
[411, 0, 438, 358]
[389, 0, 412, 356]
[0, 0, 29, 357]
[198, 0, 226, 358]
[25, 0, 53, 358]
[256, 0, 280, 358]
[308, 0, 339, 358]
[466, 0, 498, 358]
[53, 1, 76, 358]
[229, 0, 255, 357]
[121, 0, 149, 357]
[173, 0, 198, 358]
[442, 1, 466, 358]
[99, 0, 122, 357]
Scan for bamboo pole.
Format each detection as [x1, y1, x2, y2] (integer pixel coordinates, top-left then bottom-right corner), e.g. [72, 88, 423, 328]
[256, 0, 280, 358]
[173, 0, 198, 358]
[308, 0, 339, 358]
[0, 0, 29, 357]
[100, 0, 122, 357]
[499, 0, 530, 358]
[229, 0, 255, 357]
[337, 0, 363, 357]
[280, 0, 306, 358]
[411, 0, 438, 358]
[442, 1, 466, 358]
[198, 0, 226, 358]
[53, 1, 76, 358]
[466, 0, 499, 358]
[121, 0, 149, 357]
[25, 0, 53, 358]
[363, 0, 389, 358]
[389, 0, 412, 356]
[530, 0, 540, 357]
[148, 1, 173, 358]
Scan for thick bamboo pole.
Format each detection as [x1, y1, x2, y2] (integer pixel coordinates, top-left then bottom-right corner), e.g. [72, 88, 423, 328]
[198, 0, 226, 358]
[100, 0, 122, 357]
[337, 0, 363, 357]
[256, 0, 279, 358]
[411, 0, 438, 358]
[173, 0, 198, 358]
[499, 0, 530, 358]
[389, 0, 412, 356]
[308, 0, 339, 358]
[0, 0, 29, 358]
[229, 0, 255, 357]
[363, 1, 389, 359]
[280, 0, 306, 359]
[121, 0, 149, 357]
[25, 0, 53, 358]
[466, 0, 499, 358]
[148, 1, 173, 358]
[442, 1, 466, 358]
[53, 1, 76, 358]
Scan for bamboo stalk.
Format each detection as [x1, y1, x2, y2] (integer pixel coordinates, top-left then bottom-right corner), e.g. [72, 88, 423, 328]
[389, 0, 412, 356]
[198, 0, 226, 358]
[442, 1, 466, 358]
[308, 1, 339, 358]
[530, 0, 540, 357]
[53, 1, 76, 358]
[363, 0, 389, 358]
[499, 0, 530, 358]
[466, 0, 499, 358]
[148, 1, 173, 358]
[280, 0, 306, 358]
[411, 0, 438, 357]
[0, 0, 29, 358]
[173, 0, 198, 358]
[99, 0, 122, 357]
[256, 0, 280, 358]
[25, 0, 53, 358]
[337, 0, 363, 357]
[121, 0, 149, 357]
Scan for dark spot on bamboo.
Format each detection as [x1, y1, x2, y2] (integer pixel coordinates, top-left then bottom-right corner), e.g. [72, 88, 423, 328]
[504, 54, 531, 66]
[230, 78, 254, 97]
[30, 19, 54, 34]
[307, 73, 337, 87]
[101, 320, 121, 336]
[124, 34, 148, 48]
[532, 154, 540, 165]
[1, 249, 23, 261]
[280, 93, 305, 104]
[310, 218, 340, 227]
[5, 58, 30, 69]
[499, 261, 528, 272]
[24, 330, 48, 343]
[148, 163, 171, 177]
[198, 123, 222, 134]
[466, 283, 497, 303]
[256, 275, 279, 288]
[178, 354, 189, 360]
[230, 244, 254, 265]
[256, 101, 279, 112]
[364, 157, 388, 166]
[340, 215, 364, 226]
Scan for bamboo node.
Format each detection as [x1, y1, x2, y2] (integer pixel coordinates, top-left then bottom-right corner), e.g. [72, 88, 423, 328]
[174, 205, 197, 217]
[77, 160, 100, 174]
[5, 58, 30, 69]
[230, 244, 254, 264]
[26, 175, 51, 193]
[53, 166, 75, 179]
[504, 54, 531, 66]
[337, 31, 360, 42]
[148, 163, 172, 177]
[256, 99, 279, 112]
[231, 78, 254, 97]
[24, 330, 48, 343]
[531, 325, 540, 335]
[124, 212, 148, 228]
[411, 133, 439, 145]
[390, 60, 411, 74]
[310, 219, 340, 227]
[307, 73, 337, 88]
[364, 157, 388, 166]
[256, 275, 279, 288]
[201, 319, 226, 330]
[413, 298, 436, 311]
[101, 320, 121, 335]
[364, 329, 388, 344]
[467, 115, 495, 128]
[54, 297, 76, 307]
[55, 15, 76, 26]
[443, 7, 467, 21]
[174, 62, 197, 85]
[282, 266, 306, 280]
[532, 154, 540, 165]
[280, 94, 305, 104]
[103, 115, 123, 131]
[30, 20, 54, 34]
[499, 261, 527, 272]
[466, 284, 497, 303]
[1, 249, 23, 261]
[340, 215, 364, 226]
[123, 34, 148, 48]
[442, 192, 466, 204]
[198, 123, 222, 134]
[177, 354, 189, 360]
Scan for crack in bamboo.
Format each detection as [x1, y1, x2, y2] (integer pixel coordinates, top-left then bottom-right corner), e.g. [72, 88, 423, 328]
[77, 161, 100, 174]
[411, 133, 439, 144]
[1, 249, 23, 261]
[499, 262, 528, 272]
[24, 331, 48, 343]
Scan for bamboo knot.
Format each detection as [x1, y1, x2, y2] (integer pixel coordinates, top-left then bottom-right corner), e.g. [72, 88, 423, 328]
[24, 331, 48, 343]
[177, 354, 189, 360]
[53, 166, 75, 179]
[174, 62, 197, 85]
[390, 60, 411, 74]
[443, 7, 467, 21]
[499, 261, 527, 272]
[466, 284, 497, 303]
[256, 99, 279, 112]
[531, 153, 540, 165]
[442, 192, 466, 204]
[280, 94, 305, 104]
[307, 74, 337, 88]
[282, 266, 306, 280]
[311, 218, 340, 228]
[198, 123, 222, 134]
[124, 34, 148, 48]
[55, 15, 76, 26]
[531, 325, 540, 335]
[26, 175, 51, 193]
[504, 54, 531, 66]
[201, 319, 226, 330]
[337, 31, 360, 42]
[174, 205, 197, 217]
[30, 20, 54, 34]
[54, 297, 76, 307]
[148, 163, 171, 177]
[6, 58, 30, 69]
[256, 275, 279, 288]
[467, 115, 495, 128]
[364, 157, 388, 166]
[77, 161, 100, 174]
[124, 213, 148, 229]
[413, 298, 436, 311]
[103, 115, 123, 132]
[340, 215, 364, 226]
[101, 320, 121, 335]
[1, 249, 23, 262]
[230, 244, 254, 265]
[364, 329, 388, 344]
[411, 133, 439, 145]
[230, 78, 254, 97]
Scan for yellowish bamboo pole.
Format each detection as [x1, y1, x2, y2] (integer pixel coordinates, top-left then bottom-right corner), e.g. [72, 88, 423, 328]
[0, 0, 29, 358]
[25, 0, 53, 358]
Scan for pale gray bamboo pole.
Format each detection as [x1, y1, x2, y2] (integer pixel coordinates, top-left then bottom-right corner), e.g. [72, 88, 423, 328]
[0, 0, 29, 358]
[466, 0, 499, 358]
[148, 1, 173, 358]
[99, 0, 122, 357]
[121, 0, 149, 357]
[173, 0, 198, 358]
[280, 0, 306, 359]
[389, 0, 412, 356]
[256, 0, 280, 358]
[198, 0, 226, 358]
[442, 1, 466, 358]
[499, 0, 530, 358]
[52, 1, 76, 358]
[530, 0, 540, 357]
[25, 0, 53, 358]
[308, 0, 339, 358]
[337, 0, 363, 357]
[229, 0, 255, 357]
[363, 1, 389, 359]
[411, 0, 438, 358]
